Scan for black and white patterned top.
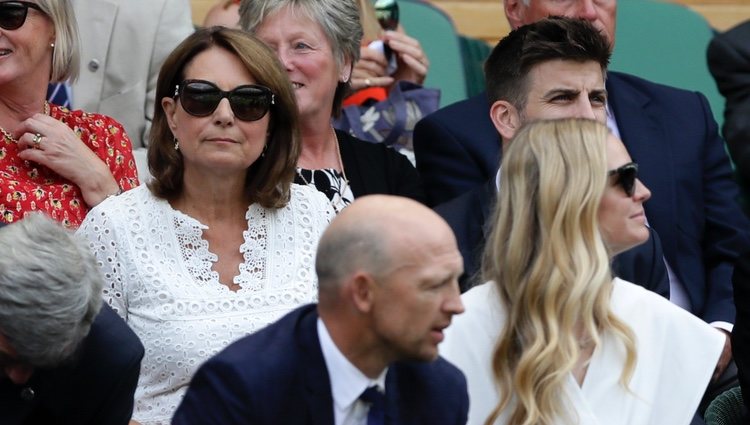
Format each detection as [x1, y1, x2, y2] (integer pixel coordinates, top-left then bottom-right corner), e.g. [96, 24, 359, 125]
[295, 168, 354, 213]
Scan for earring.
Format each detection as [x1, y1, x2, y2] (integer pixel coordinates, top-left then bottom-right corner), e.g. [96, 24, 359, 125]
[261, 143, 267, 158]
[174, 138, 179, 151]
[50, 42, 55, 48]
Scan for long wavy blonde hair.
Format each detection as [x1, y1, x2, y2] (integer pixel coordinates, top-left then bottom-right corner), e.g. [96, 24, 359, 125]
[481, 118, 638, 425]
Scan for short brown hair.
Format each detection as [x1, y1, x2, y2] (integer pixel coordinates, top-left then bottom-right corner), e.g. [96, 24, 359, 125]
[484, 17, 611, 110]
[148, 27, 301, 208]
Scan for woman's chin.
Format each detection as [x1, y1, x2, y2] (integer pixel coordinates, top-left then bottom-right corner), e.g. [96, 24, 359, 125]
[605, 230, 650, 257]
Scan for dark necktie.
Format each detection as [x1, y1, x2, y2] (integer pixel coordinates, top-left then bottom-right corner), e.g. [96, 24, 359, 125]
[359, 385, 385, 425]
[46, 83, 70, 108]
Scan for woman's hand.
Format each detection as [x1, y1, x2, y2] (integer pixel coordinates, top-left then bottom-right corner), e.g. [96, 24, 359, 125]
[350, 28, 430, 91]
[14, 113, 120, 207]
[383, 29, 429, 85]
[351, 44, 394, 91]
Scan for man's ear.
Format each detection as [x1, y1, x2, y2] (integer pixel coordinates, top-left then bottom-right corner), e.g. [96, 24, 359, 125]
[350, 272, 376, 314]
[504, 0, 527, 29]
[490, 100, 522, 143]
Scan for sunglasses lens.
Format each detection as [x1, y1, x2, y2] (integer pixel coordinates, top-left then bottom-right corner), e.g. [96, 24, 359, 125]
[229, 87, 271, 121]
[179, 81, 272, 122]
[618, 165, 637, 197]
[180, 82, 221, 117]
[0, 3, 28, 30]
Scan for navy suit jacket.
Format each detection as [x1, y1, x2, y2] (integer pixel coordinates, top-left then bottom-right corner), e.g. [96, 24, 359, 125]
[437, 177, 670, 295]
[172, 304, 469, 425]
[0, 303, 144, 425]
[415, 71, 750, 323]
[732, 250, 750, 413]
[708, 20, 750, 189]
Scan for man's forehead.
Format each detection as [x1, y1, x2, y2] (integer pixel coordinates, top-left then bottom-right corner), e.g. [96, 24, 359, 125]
[381, 240, 462, 279]
[527, 60, 605, 90]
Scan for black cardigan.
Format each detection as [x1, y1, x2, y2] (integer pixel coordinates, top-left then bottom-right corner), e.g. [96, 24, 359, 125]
[336, 130, 426, 204]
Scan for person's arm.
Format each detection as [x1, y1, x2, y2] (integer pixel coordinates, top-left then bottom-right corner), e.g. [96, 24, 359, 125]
[172, 358, 253, 425]
[707, 22, 750, 188]
[13, 114, 129, 207]
[732, 250, 750, 413]
[83, 305, 144, 425]
[697, 90, 750, 326]
[76, 201, 130, 319]
[142, 0, 195, 146]
[413, 112, 492, 206]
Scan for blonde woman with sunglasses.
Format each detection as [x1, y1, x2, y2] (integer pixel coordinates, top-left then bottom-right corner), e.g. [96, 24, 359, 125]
[0, 0, 138, 227]
[441, 119, 725, 425]
[76, 27, 334, 425]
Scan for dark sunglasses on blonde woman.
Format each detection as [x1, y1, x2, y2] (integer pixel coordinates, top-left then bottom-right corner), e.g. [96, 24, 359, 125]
[174, 79, 275, 122]
[0, 1, 43, 30]
[608, 162, 639, 197]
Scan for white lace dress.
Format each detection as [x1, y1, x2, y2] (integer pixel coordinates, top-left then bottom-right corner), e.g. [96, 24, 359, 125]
[76, 184, 334, 425]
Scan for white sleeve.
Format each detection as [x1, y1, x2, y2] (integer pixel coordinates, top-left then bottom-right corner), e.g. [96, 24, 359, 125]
[76, 203, 130, 321]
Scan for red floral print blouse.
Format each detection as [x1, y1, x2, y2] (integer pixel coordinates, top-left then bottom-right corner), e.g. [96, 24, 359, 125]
[0, 104, 139, 228]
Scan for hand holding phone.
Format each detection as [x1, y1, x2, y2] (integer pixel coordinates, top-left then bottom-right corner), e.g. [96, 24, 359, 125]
[374, 0, 399, 74]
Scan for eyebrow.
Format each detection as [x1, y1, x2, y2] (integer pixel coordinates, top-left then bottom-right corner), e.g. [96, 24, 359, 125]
[542, 88, 608, 100]
[589, 89, 608, 99]
[542, 88, 581, 99]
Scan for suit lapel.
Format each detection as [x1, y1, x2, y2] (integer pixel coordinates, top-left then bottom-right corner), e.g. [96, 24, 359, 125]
[71, 0, 119, 108]
[384, 367, 401, 424]
[607, 72, 678, 265]
[297, 308, 335, 425]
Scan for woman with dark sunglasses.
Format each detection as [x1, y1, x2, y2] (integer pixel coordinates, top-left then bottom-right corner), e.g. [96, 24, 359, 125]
[0, 0, 138, 228]
[77, 27, 334, 425]
[240, 0, 425, 213]
[440, 119, 725, 425]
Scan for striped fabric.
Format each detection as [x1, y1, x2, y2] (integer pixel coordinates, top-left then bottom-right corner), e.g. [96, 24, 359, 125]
[46, 83, 70, 108]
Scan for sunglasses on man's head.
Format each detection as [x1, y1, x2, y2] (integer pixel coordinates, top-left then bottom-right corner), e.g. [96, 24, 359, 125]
[608, 162, 639, 197]
[174, 79, 274, 122]
[0, 1, 43, 31]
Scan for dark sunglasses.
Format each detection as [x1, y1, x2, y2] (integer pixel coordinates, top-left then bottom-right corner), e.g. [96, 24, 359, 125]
[608, 162, 639, 197]
[0, 1, 43, 31]
[174, 79, 274, 122]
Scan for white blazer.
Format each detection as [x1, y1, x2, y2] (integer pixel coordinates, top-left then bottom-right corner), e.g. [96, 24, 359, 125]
[71, 0, 195, 177]
[441, 279, 724, 425]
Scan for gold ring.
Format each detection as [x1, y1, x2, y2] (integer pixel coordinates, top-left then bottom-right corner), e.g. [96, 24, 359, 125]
[364, 78, 372, 88]
[32, 133, 42, 146]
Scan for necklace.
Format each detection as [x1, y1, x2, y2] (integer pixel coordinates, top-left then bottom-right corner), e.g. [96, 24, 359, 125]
[0, 127, 15, 143]
[0, 102, 51, 143]
[296, 128, 351, 211]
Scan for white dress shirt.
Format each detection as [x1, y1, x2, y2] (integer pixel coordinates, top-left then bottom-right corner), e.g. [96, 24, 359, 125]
[318, 318, 387, 425]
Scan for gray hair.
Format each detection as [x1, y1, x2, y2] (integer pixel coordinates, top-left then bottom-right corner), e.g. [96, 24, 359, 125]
[0, 214, 102, 367]
[239, 0, 362, 116]
[315, 222, 391, 297]
[37, 0, 80, 83]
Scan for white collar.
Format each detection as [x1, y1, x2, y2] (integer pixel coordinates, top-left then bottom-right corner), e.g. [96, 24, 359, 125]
[317, 318, 388, 411]
[606, 100, 622, 139]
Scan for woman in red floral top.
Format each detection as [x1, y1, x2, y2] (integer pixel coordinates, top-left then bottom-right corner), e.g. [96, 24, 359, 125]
[0, 0, 138, 228]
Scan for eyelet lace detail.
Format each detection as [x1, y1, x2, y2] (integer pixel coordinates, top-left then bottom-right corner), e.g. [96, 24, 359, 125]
[76, 184, 334, 424]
